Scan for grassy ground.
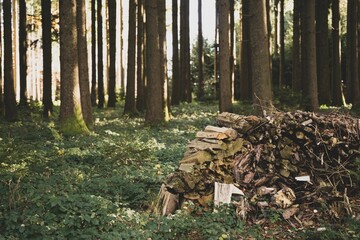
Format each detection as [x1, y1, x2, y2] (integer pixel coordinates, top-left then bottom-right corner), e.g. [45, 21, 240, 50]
[0, 101, 359, 239]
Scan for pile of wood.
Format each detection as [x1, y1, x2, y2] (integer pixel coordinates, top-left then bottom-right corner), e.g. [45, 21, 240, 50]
[156, 111, 360, 224]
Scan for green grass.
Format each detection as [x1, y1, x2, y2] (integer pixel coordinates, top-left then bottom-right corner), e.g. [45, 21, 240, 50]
[0, 100, 359, 239]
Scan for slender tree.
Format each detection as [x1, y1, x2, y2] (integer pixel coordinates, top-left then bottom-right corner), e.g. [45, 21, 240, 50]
[97, 0, 105, 108]
[249, 0, 273, 115]
[302, 0, 319, 111]
[19, 0, 27, 106]
[197, 0, 204, 100]
[279, 0, 285, 87]
[145, 0, 166, 124]
[91, 0, 97, 105]
[107, 0, 117, 107]
[180, 0, 191, 102]
[119, 0, 125, 99]
[171, 0, 180, 105]
[292, 0, 301, 92]
[136, 0, 145, 111]
[331, 0, 342, 105]
[42, 0, 53, 117]
[0, 3, 3, 115]
[124, 0, 137, 114]
[229, 0, 235, 101]
[59, 0, 89, 135]
[3, 0, 17, 121]
[219, 0, 232, 112]
[77, 0, 93, 129]
[316, 0, 331, 104]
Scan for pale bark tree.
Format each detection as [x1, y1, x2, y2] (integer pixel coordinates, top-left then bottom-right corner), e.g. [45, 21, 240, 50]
[3, 0, 17, 121]
[171, 0, 180, 105]
[331, 0, 342, 105]
[145, 0, 166, 124]
[249, 0, 273, 115]
[97, 0, 105, 108]
[219, 0, 232, 112]
[292, 0, 301, 92]
[59, 0, 89, 135]
[77, 0, 93, 129]
[107, 0, 117, 107]
[119, 0, 125, 99]
[19, 0, 27, 106]
[197, 0, 204, 100]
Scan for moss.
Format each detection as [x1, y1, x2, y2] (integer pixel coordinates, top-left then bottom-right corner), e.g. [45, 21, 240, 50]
[60, 112, 90, 136]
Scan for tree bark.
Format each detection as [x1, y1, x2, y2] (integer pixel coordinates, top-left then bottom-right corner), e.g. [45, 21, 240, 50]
[279, 0, 285, 87]
[136, 0, 145, 111]
[124, 0, 137, 114]
[292, 0, 301, 92]
[0, 2, 3, 115]
[302, 0, 319, 111]
[180, 0, 191, 102]
[3, 0, 17, 121]
[249, 0, 273, 115]
[316, 0, 331, 104]
[91, 0, 97, 106]
[197, 0, 204, 100]
[107, 0, 117, 107]
[19, 0, 27, 106]
[219, 0, 232, 113]
[119, 0, 125, 99]
[331, 0, 342, 105]
[59, 0, 89, 135]
[97, 0, 105, 108]
[171, 0, 180, 105]
[145, 0, 166, 124]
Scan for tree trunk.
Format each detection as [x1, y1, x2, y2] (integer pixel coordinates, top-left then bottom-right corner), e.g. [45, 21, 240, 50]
[97, 0, 105, 108]
[346, 0, 360, 106]
[197, 0, 204, 100]
[279, 0, 285, 87]
[3, 0, 17, 121]
[124, 0, 137, 114]
[59, 0, 89, 135]
[145, 0, 166, 124]
[331, 0, 342, 106]
[91, 0, 97, 106]
[119, 0, 125, 99]
[316, 0, 331, 105]
[171, 0, 180, 105]
[249, 0, 273, 115]
[239, 0, 251, 101]
[19, 0, 27, 106]
[292, 0, 301, 92]
[180, 0, 191, 102]
[302, 0, 319, 111]
[229, 0, 235, 102]
[42, 0, 53, 117]
[219, 0, 232, 113]
[0, 2, 3, 115]
[274, 0, 279, 56]
[107, 0, 116, 107]
[136, 0, 145, 111]
[77, 0, 93, 129]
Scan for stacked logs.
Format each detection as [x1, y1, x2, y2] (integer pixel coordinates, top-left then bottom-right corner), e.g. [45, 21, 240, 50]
[157, 111, 360, 222]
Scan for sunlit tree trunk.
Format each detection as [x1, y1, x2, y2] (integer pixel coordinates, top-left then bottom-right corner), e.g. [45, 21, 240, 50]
[107, 0, 116, 107]
[77, 0, 93, 129]
[124, 0, 137, 114]
[239, 0, 251, 101]
[316, 0, 331, 105]
[119, 0, 125, 99]
[19, 0, 27, 106]
[59, 0, 89, 135]
[136, 0, 145, 111]
[145, 0, 166, 124]
[171, 0, 180, 105]
[180, 0, 191, 102]
[331, 0, 342, 106]
[3, 0, 17, 121]
[219, 0, 232, 113]
[302, 0, 319, 111]
[249, 0, 273, 115]
[91, 0, 97, 106]
[292, 0, 301, 92]
[197, 0, 204, 100]
[42, 0, 53, 117]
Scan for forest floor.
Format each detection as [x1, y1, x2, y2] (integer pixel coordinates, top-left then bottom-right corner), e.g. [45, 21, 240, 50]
[0, 100, 359, 239]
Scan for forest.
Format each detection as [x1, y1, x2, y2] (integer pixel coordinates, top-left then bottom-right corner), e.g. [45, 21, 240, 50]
[0, 0, 360, 239]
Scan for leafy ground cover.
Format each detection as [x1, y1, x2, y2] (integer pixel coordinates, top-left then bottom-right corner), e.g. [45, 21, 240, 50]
[0, 101, 359, 239]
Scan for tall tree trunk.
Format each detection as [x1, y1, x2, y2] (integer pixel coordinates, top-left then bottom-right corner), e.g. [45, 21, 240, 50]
[136, 0, 145, 111]
[171, 0, 180, 105]
[97, 0, 105, 108]
[346, 0, 360, 106]
[219, 0, 232, 112]
[331, 0, 342, 105]
[3, 0, 17, 121]
[197, 0, 204, 100]
[316, 0, 331, 104]
[19, 0, 27, 106]
[302, 0, 319, 111]
[124, 0, 137, 114]
[274, 0, 279, 56]
[229, 0, 235, 102]
[91, 0, 97, 106]
[292, 0, 301, 92]
[59, 0, 89, 135]
[180, 0, 191, 102]
[239, 0, 252, 101]
[42, 0, 53, 117]
[279, 0, 285, 87]
[119, 0, 125, 99]
[0, 3, 3, 115]
[77, 0, 93, 129]
[158, 0, 170, 120]
[107, 0, 117, 107]
[249, 0, 273, 115]
[145, 0, 166, 124]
